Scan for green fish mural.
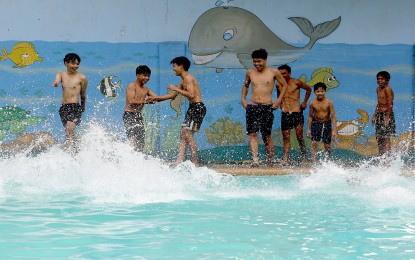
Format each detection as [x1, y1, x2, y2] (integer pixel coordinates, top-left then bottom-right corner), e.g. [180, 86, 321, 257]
[0, 106, 45, 141]
[299, 67, 339, 90]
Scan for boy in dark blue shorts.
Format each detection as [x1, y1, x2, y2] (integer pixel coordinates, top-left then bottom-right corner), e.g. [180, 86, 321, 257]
[306, 82, 337, 163]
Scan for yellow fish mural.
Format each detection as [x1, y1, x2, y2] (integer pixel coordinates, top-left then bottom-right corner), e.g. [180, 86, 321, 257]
[0, 42, 42, 68]
[299, 67, 339, 90]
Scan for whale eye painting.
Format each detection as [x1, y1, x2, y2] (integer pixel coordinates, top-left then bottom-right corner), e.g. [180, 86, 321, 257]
[0, 0, 414, 258]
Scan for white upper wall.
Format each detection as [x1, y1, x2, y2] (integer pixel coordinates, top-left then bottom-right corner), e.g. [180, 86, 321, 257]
[2, 0, 414, 44]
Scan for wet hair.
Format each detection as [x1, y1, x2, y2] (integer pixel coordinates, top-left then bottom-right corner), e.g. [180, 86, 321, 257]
[251, 48, 268, 60]
[136, 65, 151, 75]
[376, 71, 390, 80]
[278, 64, 291, 73]
[314, 82, 327, 91]
[170, 56, 191, 71]
[63, 53, 81, 64]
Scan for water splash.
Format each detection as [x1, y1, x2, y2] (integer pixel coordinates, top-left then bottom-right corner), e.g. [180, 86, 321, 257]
[0, 122, 414, 209]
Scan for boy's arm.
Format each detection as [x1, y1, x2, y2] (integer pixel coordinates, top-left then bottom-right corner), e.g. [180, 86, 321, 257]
[169, 77, 195, 99]
[274, 69, 288, 109]
[384, 87, 394, 126]
[52, 72, 62, 87]
[306, 103, 313, 138]
[371, 88, 379, 125]
[150, 88, 179, 102]
[330, 100, 337, 138]
[145, 89, 159, 104]
[299, 81, 312, 110]
[80, 76, 88, 112]
[241, 71, 250, 108]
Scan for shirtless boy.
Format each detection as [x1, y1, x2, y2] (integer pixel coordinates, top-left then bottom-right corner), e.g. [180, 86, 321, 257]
[241, 48, 288, 167]
[123, 65, 159, 152]
[277, 64, 311, 165]
[371, 71, 395, 156]
[306, 82, 337, 163]
[52, 53, 88, 149]
[150, 56, 206, 166]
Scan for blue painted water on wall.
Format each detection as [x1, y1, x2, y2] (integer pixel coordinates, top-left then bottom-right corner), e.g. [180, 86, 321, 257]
[0, 41, 413, 153]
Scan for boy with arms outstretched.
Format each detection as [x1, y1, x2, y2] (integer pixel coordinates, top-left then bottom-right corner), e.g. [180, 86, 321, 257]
[306, 82, 337, 163]
[149, 56, 206, 166]
[123, 65, 159, 152]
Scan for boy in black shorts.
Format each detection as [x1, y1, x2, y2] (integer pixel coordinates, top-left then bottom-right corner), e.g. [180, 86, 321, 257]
[306, 82, 337, 163]
[150, 56, 206, 166]
[52, 53, 88, 150]
[123, 65, 159, 151]
[371, 71, 395, 156]
[241, 49, 288, 167]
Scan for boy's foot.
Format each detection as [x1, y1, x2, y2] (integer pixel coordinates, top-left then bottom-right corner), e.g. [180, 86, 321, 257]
[168, 161, 181, 167]
[280, 160, 290, 166]
[251, 161, 260, 168]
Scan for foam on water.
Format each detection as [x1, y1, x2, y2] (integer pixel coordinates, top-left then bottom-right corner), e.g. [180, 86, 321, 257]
[0, 122, 414, 209]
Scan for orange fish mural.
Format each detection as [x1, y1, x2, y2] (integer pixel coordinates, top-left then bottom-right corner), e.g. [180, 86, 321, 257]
[0, 42, 42, 68]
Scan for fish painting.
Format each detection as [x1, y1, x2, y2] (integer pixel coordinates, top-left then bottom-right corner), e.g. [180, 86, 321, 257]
[0, 42, 43, 68]
[188, 6, 341, 72]
[0, 106, 45, 141]
[169, 90, 184, 119]
[97, 76, 121, 98]
[299, 67, 339, 90]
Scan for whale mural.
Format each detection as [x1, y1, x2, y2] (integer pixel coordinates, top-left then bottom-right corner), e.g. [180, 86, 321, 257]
[188, 6, 341, 72]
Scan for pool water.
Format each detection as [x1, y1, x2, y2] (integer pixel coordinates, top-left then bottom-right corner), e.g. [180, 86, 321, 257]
[1, 124, 414, 259]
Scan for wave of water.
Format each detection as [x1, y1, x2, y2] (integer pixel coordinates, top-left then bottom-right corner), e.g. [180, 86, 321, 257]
[0, 123, 414, 209]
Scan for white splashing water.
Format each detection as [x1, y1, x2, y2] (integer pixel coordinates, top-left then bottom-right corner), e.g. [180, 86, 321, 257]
[0, 122, 414, 209]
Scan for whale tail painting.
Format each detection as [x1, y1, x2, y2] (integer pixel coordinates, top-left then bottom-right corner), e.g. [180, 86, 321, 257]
[188, 6, 341, 72]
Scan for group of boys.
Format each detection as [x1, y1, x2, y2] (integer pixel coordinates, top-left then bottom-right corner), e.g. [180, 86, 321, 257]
[52, 50, 395, 167]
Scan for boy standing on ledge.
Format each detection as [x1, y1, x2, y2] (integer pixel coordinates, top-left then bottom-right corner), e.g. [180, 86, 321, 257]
[123, 65, 159, 152]
[52, 53, 88, 150]
[241, 48, 288, 167]
[306, 82, 337, 163]
[371, 71, 395, 156]
[150, 56, 206, 166]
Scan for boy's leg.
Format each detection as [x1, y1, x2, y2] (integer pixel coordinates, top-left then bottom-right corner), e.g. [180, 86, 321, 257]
[376, 136, 386, 155]
[295, 124, 307, 163]
[324, 143, 331, 159]
[311, 140, 318, 163]
[282, 129, 291, 164]
[249, 133, 259, 166]
[184, 129, 199, 166]
[263, 134, 275, 167]
[65, 121, 76, 146]
[171, 127, 187, 166]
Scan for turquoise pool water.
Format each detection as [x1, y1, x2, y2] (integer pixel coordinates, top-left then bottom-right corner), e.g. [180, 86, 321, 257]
[1, 125, 414, 259]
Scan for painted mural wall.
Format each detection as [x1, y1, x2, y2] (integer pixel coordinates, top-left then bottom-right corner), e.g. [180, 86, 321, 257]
[0, 0, 414, 162]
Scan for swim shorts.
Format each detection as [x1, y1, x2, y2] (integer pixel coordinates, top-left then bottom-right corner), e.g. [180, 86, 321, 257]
[375, 111, 396, 138]
[59, 103, 82, 126]
[311, 120, 332, 144]
[182, 102, 206, 132]
[123, 111, 145, 145]
[246, 104, 274, 136]
[281, 111, 304, 131]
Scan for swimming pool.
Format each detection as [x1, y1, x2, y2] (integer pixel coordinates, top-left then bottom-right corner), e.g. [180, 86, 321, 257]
[1, 125, 414, 259]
